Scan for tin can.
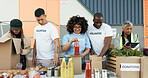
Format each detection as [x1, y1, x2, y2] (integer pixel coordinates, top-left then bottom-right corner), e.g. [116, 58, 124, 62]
[94, 68, 100, 78]
[110, 71, 116, 76]
[54, 66, 60, 77]
[47, 67, 53, 77]
[102, 69, 107, 78]
[109, 74, 116, 78]
[58, 66, 61, 76]
[107, 70, 116, 78]
[51, 66, 55, 76]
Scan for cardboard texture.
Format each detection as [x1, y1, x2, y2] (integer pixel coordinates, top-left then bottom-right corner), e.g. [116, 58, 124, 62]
[141, 56, 148, 78]
[12, 38, 21, 54]
[0, 37, 20, 70]
[71, 55, 82, 75]
[116, 56, 141, 78]
[89, 55, 102, 74]
[60, 55, 82, 75]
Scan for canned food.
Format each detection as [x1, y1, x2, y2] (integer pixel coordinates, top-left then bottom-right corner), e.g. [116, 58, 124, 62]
[51, 66, 55, 76]
[58, 66, 61, 76]
[94, 68, 100, 78]
[102, 69, 107, 78]
[107, 70, 116, 78]
[47, 67, 52, 77]
[54, 66, 60, 77]
[109, 74, 116, 78]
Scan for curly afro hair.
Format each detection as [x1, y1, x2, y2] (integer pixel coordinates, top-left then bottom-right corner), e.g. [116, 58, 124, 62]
[66, 15, 88, 34]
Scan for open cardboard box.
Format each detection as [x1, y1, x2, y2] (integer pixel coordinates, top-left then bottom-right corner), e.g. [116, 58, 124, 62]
[0, 37, 21, 69]
[71, 55, 82, 75]
[62, 55, 82, 75]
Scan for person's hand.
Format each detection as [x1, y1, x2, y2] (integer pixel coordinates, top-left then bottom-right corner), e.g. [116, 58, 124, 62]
[90, 51, 95, 55]
[71, 37, 78, 43]
[32, 58, 37, 67]
[52, 57, 58, 66]
[122, 44, 132, 50]
[122, 44, 127, 49]
[125, 44, 132, 50]
[80, 54, 84, 60]
[20, 48, 23, 53]
[90, 49, 95, 55]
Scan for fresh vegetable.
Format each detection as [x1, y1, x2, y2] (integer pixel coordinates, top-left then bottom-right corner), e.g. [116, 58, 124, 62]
[106, 48, 144, 57]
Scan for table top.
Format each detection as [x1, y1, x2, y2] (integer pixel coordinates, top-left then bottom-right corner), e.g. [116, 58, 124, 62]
[43, 70, 94, 78]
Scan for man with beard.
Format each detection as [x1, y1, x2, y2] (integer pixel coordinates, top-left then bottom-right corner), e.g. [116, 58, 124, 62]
[86, 13, 113, 58]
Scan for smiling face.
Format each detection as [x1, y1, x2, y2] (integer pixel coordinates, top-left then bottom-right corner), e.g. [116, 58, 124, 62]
[122, 26, 133, 35]
[35, 15, 47, 25]
[73, 24, 81, 34]
[93, 17, 103, 29]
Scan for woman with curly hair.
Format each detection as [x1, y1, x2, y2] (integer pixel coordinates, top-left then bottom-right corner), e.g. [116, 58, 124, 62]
[62, 15, 91, 69]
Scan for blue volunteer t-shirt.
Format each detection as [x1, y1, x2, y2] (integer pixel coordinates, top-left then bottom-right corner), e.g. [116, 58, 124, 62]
[62, 33, 91, 64]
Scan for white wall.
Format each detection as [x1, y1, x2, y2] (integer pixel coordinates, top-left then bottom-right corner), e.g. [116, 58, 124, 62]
[60, 0, 93, 25]
[0, 0, 19, 21]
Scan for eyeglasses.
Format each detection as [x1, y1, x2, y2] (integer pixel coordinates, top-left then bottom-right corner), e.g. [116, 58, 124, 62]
[73, 26, 81, 29]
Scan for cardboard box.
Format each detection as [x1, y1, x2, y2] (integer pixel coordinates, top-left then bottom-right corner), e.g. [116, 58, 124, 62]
[71, 55, 82, 75]
[0, 37, 21, 70]
[89, 55, 102, 74]
[141, 56, 148, 78]
[61, 55, 82, 75]
[116, 56, 141, 78]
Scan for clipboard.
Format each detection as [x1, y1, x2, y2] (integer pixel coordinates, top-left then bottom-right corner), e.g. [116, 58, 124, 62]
[131, 43, 139, 48]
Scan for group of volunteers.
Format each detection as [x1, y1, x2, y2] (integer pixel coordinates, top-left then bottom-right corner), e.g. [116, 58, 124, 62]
[1, 8, 139, 70]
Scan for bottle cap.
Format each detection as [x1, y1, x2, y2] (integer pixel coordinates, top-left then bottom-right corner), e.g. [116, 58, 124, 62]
[62, 58, 66, 62]
[85, 60, 90, 63]
[68, 58, 72, 61]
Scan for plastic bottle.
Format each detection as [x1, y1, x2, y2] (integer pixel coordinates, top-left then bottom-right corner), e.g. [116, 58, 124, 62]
[68, 58, 74, 78]
[61, 58, 66, 78]
[66, 64, 68, 78]
[74, 40, 79, 55]
[85, 60, 91, 78]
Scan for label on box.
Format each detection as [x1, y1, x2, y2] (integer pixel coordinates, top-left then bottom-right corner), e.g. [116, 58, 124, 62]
[120, 63, 140, 71]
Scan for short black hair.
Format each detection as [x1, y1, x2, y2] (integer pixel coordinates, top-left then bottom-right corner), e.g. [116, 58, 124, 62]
[94, 13, 103, 18]
[66, 15, 88, 34]
[35, 8, 45, 17]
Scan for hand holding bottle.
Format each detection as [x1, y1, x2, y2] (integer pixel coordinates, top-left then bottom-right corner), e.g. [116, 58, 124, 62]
[71, 37, 78, 43]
